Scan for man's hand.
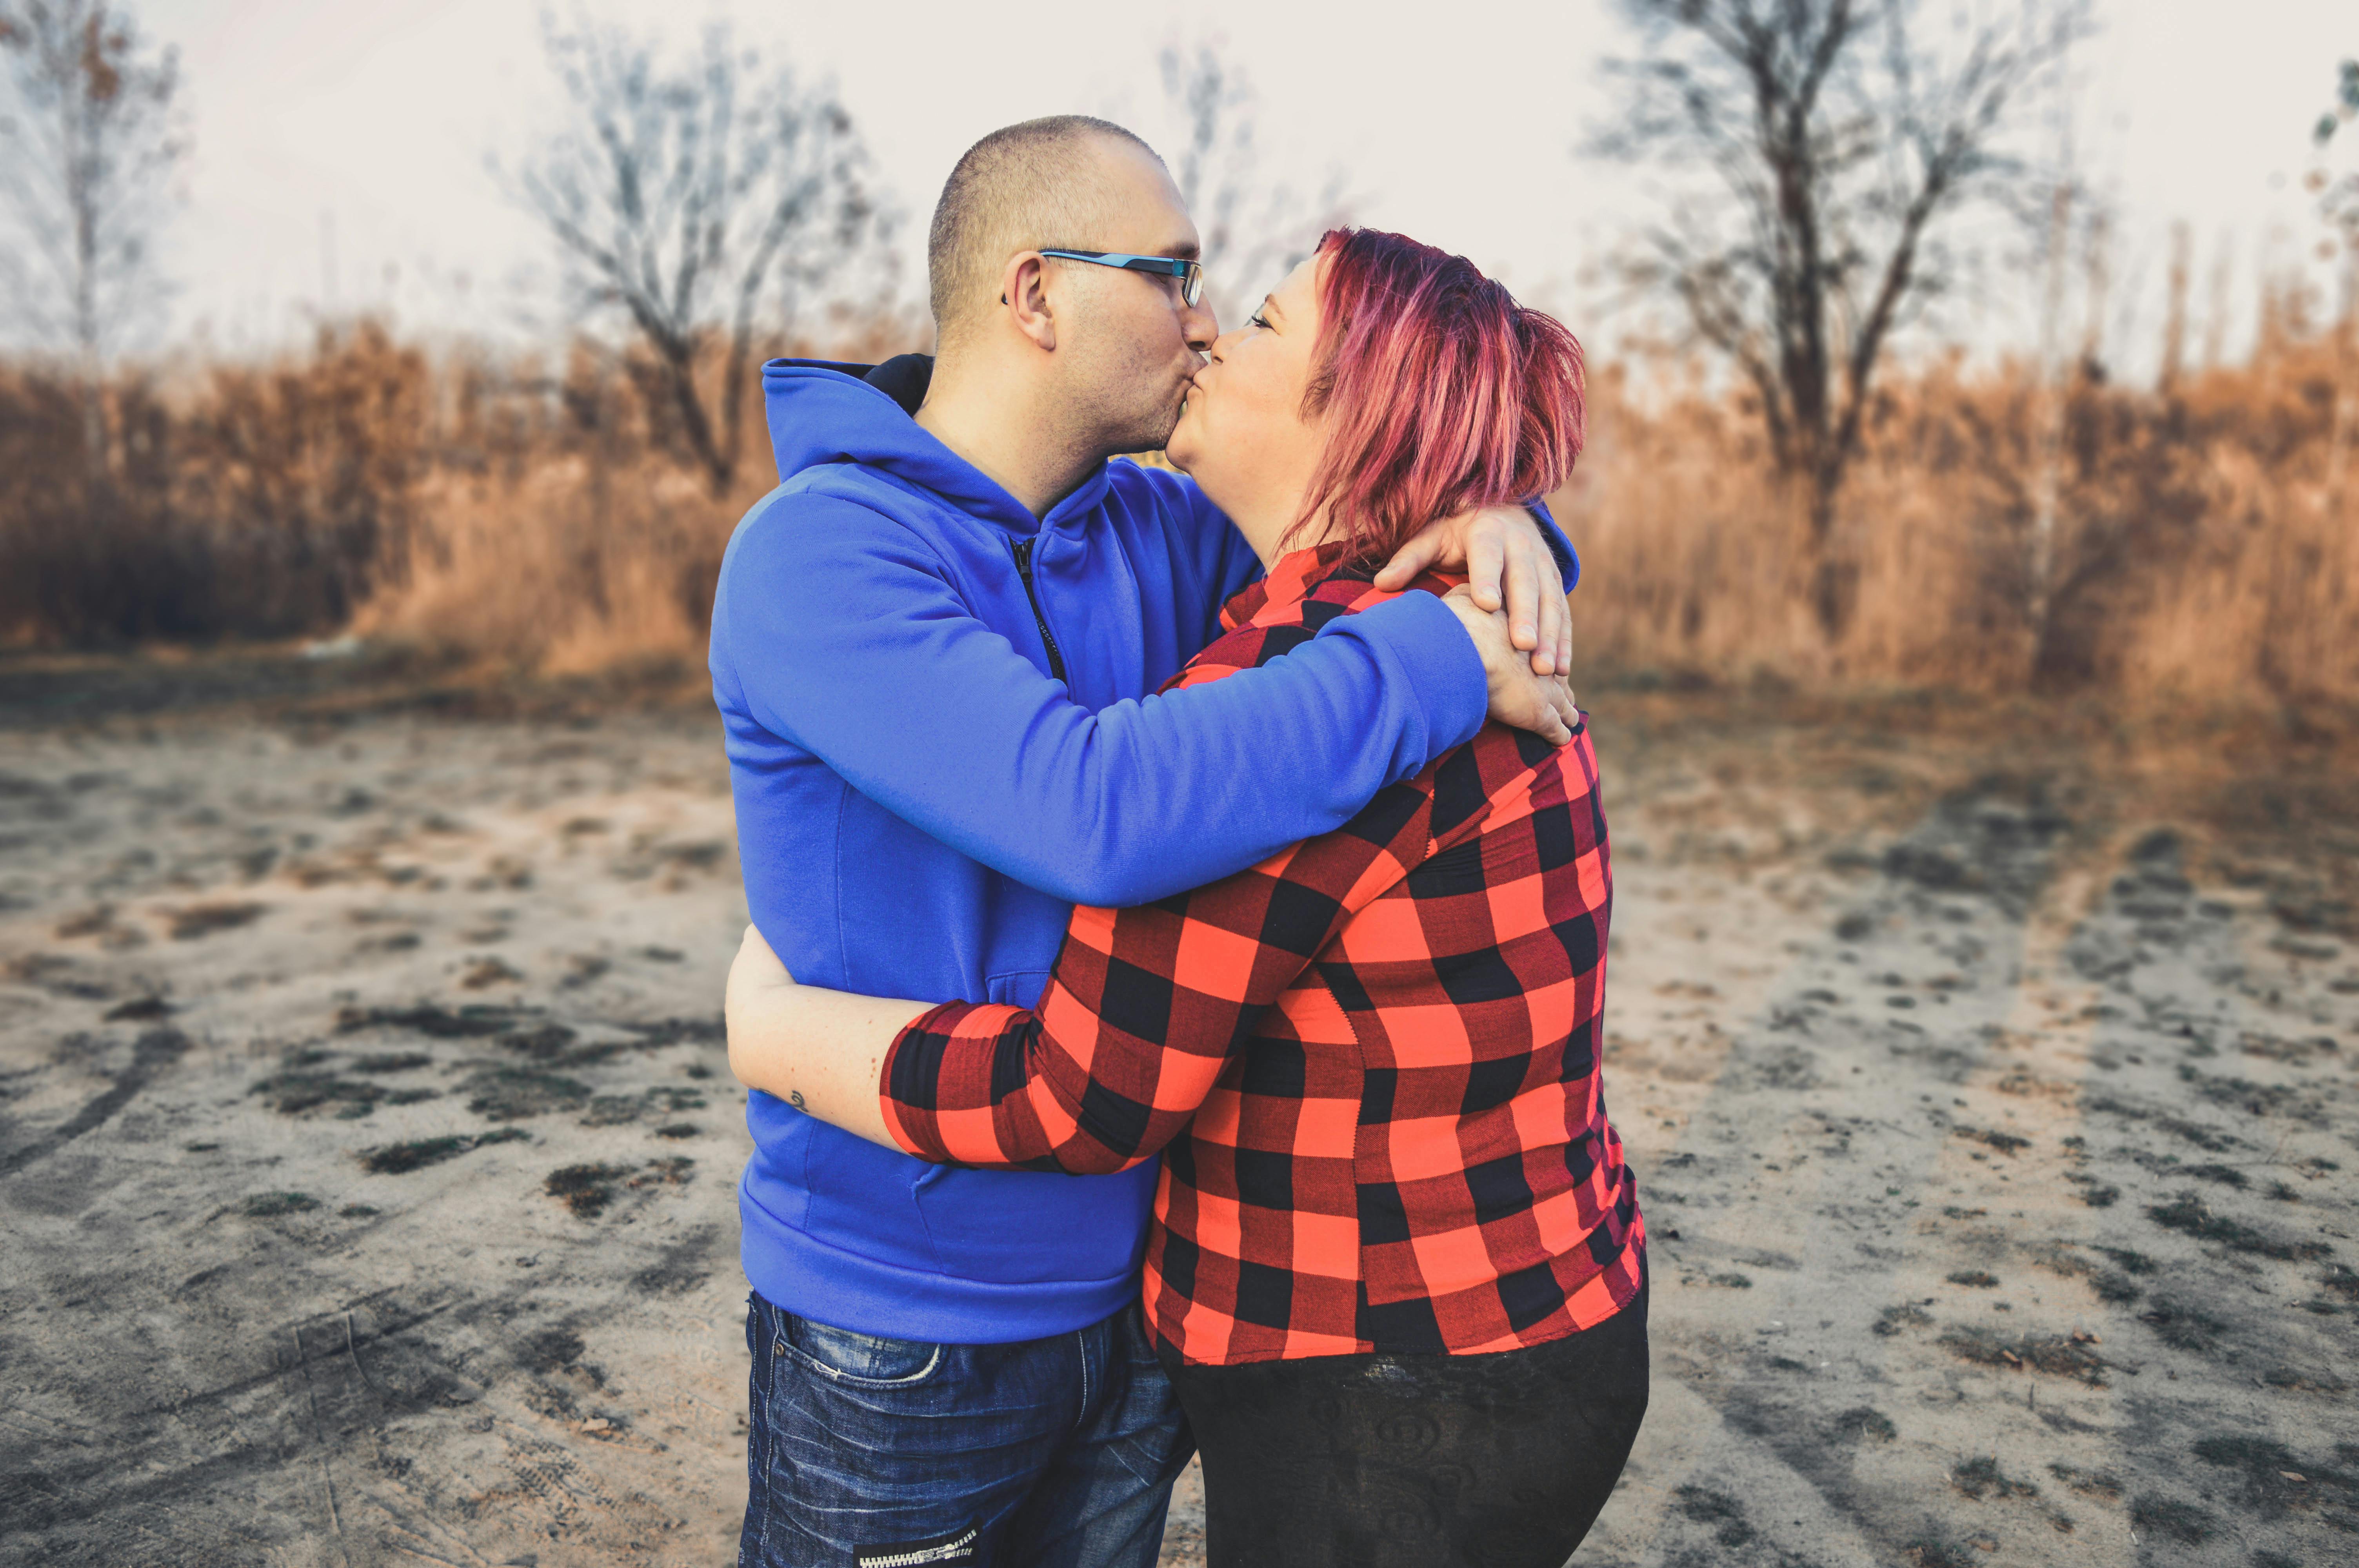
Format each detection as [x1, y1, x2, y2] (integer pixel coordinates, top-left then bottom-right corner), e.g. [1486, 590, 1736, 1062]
[1375, 504, 1571, 676]
[1439, 585, 1579, 747]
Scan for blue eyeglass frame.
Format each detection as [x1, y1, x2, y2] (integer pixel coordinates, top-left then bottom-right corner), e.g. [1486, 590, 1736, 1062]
[1039, 249, 1205, 308]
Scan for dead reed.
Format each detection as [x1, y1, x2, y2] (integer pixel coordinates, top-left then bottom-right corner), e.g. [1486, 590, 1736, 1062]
[2, 309, 2352, 706]
[1564, 327, 2359, 704]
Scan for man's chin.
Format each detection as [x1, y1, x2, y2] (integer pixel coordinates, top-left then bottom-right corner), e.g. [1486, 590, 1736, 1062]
[1109, 405, 1185, 463]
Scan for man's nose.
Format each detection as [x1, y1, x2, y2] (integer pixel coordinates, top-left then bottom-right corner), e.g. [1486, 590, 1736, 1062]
[1182, 296, 1219, 353]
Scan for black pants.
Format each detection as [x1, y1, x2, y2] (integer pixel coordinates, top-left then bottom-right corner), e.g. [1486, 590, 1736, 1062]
[1163, 1274, 1649, 1568]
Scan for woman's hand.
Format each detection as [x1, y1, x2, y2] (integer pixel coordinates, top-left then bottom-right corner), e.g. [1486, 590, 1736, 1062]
[730, 922, 796, 1000]
[1439, 585, 1579, 746]
[725, 924, 799, 1096]
[723, 924, 927, 1149]
[1373, 505, 1572, 677]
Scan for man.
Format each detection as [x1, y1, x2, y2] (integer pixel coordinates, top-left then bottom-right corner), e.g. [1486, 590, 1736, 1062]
[710, 116, 1579, 1568]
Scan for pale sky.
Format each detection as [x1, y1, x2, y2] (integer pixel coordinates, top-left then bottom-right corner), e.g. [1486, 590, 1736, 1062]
[79, 0, 2359, 373]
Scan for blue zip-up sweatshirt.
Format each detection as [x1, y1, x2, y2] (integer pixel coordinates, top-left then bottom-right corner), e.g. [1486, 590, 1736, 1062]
[711, 356, 1573, 1344]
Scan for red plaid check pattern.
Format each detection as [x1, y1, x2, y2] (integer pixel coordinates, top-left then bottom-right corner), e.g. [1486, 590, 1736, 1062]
[880, 543, 1643, 1365]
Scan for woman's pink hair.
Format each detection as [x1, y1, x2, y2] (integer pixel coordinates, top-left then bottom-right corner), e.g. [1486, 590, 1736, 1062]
[1296, 227, 1586, 566]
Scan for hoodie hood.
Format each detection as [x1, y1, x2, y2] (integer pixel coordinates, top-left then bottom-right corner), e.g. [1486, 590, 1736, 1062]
[762, 354, 1112, 537]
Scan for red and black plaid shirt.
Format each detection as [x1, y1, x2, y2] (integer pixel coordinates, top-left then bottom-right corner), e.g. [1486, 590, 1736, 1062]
[881, 544, 1643, 1366]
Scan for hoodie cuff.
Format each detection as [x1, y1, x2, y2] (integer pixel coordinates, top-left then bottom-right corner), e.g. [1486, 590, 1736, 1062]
[1526, 497, 1581, 593]
[1318, 590, 1489, 772]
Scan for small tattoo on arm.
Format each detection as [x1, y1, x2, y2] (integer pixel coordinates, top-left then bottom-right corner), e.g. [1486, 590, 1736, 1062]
[789, 1091, 807, 1111]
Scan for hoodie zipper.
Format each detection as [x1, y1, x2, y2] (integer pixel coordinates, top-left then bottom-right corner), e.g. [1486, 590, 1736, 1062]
[1009, 537, 1068, 684]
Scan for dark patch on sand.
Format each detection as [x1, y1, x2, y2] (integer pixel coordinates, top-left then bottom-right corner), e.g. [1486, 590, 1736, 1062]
[2142, 1292, 2227, 1348]
[347, 1051, 433, 1074]
[1938, 1327, 2107, 1385]
[463, 1066, 592, 1121]
[101, 996, 173, 1021]
[0, 1026, 189, 1176]
[1670, 1484, 1754, 1548]
[249, 1065, 440, 1118]
[521, 1327, 586, 1372]
[545, 1162, 634, 1218]
[240, 1192, 320, 1217]
[1951, 1454, 2039, 1500]
[167, 902, 268, 940]
[336, 1001, 536, 1038]
[2046, 1463, 2120, 1499]
[2127, 1494, 2213, 1544]
[2146, 1192, 2332, 1261]
[629, 1223, 723, 1296]
[357, 1127, 529, 1175]
[1874, 1303, 1933, 1336]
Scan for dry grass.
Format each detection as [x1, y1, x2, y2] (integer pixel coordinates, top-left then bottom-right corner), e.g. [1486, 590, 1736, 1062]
[0, 321, 840, 673]
[1562, 325, 2359, 704]
[4, 306, 2354, 704]
[358, 456, 740, 677]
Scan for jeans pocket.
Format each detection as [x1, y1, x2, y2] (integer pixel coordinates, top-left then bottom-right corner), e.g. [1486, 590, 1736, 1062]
[779, 1312, 945, 1388]
[1102, 1309, 1192, 1488]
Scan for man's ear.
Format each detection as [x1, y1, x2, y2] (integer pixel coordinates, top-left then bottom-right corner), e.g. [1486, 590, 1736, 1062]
[999, 252, 1058, 353]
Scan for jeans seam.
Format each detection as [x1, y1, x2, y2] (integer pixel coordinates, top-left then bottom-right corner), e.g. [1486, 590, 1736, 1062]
[778, 1342, 946, 1389]
[742, 1300, 774, 1567]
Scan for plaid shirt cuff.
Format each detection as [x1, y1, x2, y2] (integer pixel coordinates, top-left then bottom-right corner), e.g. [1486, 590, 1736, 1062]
[880, 1000, 1032, 1164]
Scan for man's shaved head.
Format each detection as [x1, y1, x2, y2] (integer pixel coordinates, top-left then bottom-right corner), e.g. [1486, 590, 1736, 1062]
[927, 116, 1169, 345]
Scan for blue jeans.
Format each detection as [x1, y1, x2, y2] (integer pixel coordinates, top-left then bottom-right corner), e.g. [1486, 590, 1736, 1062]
[740, 1291, 1193, 1568]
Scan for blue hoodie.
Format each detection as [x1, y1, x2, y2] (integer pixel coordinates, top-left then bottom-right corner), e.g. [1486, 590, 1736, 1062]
[711, 356, 1573, 1345]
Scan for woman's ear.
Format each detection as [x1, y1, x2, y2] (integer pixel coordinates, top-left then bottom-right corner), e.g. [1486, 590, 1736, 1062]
[998, 252, 1058, 352]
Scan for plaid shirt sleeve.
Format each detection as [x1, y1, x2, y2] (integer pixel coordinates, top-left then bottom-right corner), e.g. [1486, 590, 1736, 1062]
[879, 776, 1454, 1174]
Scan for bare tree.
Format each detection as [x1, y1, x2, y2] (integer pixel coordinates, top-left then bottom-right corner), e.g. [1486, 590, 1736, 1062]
[501, 13, 891, 497]
[2314, 58, 2359, 506]
[1156, 41, 1350, 330]
[1593, 0, 2090, 635]
[2316, 58, 2359, 257]
[2313, 58, 2358, 153]
[0, 0, 185, 481]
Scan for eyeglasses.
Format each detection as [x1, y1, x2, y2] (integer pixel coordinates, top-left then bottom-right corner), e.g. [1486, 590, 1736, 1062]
[1039, 250, 1205, 308]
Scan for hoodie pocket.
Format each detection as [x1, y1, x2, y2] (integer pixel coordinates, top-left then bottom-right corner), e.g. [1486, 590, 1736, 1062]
[985, 970, 1051, 1008]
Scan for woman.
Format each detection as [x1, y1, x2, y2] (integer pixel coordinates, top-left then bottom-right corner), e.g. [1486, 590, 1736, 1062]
[726, 227, 1645, 1568]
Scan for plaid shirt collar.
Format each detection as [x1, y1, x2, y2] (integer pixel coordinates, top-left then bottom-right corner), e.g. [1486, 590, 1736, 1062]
[1219, 540, 1385, 634]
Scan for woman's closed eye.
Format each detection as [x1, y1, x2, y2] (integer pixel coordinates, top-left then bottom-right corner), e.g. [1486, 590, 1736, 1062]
[1248, 311, 1272, 331]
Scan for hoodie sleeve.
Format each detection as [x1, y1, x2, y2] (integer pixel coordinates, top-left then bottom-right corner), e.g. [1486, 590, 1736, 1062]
[712, 492, 1488, 909]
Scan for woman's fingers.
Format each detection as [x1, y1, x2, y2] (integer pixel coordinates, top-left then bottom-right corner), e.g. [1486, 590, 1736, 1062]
[1372, 523, 1446, 590]
[1501, 530, 1543, 658]
[1464, 524, 1507, 613]
[735, 923, 794, 985]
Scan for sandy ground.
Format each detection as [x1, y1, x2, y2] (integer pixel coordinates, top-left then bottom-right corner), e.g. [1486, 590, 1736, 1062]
[1, 667, 2353, 1568]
